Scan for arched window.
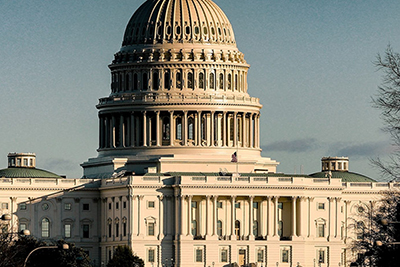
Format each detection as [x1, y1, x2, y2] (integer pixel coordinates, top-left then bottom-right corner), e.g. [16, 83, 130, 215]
[217, 220, 223, 236]
[191, 220, 197, 236]
[164, 71, 170, 90]
[235, 220, 240, 239]
[126, 73, 131, 91]
[188, 117, 194, 140]
[133, 73, 138, 90]
[152, 70, 159, 90]
[176, 71, 182, 89]
[162, 117, 170, 141]
[176, 117, 182, 140]
[210, 73, 215, 89]
[229, 116, 234, 142]
[142, 72, 148, 90]
[199, 73, 204, 89]
[187, 72, 194, 89]
[42, 218, 50, 238]
[253, 220, 259, 236]
[235, 74, 238, 91]
[227, 74, 232, 90]
[219, 73, 224, 89]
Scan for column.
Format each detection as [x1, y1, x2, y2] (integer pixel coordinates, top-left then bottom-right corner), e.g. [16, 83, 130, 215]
[188, 195, 192, 236]
[183, 111, 188, 146]
[197, 111, 202, 146]
[249, 196, 254, 239]
[158, 195, 164, 239]
[299, 197, 307, 238]
[328, 197, 334, 239]
[179, 196, 186, 237]
[130, 113, 135, 147]
[335, 197, 342, 239]
[233, 112, 238, 147]
[211, 111, 215, 147]
[137, 195, 143, 236]
[169, 111, 174, 146]
[292, 197, 297, 237]
[156, 111, 160, 146]
[309, 197, 315, 238]
[267, 196, 274, 238]
[257, 114, 260, 148]
[129, 195, 135, 240]
[206, 195, 212, 236]
[194, 113, 198, 146]
[242, 113, 246, 147]
[99, 116, 104, 148]
[223, 112, 227, 147]
[213, 196, 218, 236]
[249, 113, 254, 148]
[142, 112, 147, 147]
[261, 197, 267, 238]
[231, 196, 236, 240]
[112, 116, 116, 148]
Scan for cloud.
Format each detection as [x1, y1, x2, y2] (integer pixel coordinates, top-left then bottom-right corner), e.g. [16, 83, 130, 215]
[42, 158, 76, 172]
[329, 141, 392, 159]
[262, 138, 320, 153]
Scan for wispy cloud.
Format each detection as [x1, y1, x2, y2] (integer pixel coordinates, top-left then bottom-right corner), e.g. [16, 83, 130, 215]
[329, 141, 392, 159]
[262, 138, 320, 153]
[43, 158, 75, 172]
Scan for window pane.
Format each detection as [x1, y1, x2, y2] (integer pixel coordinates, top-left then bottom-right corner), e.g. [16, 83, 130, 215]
[83, 224, 89, 238]
[42, 218, 49, 238]
[148, 222, 155, 236]
[196, 249, 203, 262]
[65, 224, 71, 238]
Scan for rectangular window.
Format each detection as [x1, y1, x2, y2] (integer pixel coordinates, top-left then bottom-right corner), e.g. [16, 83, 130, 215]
[83, 224, 89, 238]
[257, 249, 264, 263]
[148, 249, 155, 263]
[318, 250, 325, 263]
[148, 201, 155, 208]
[23, 159, 28, 166]
[195, 248, 203, 262]
[221, 249, 228, 262]
[108, 224, 112, 238]
[191, 201, 197, 208]
[123, 201, 127, 209]
[65, 224, 71, 238]
[217, 201, 223, 208]
[116, 202, 119, 210]
[19, 203, 27, 210]
[123, 222, 127, 236]
[278, 202, 283, 209]
[109, 203, 112, 210]
[83, 204, 89, 211]
[235, 202, 240, 209]
[253, 202, 259, 209]
[64, 203, 71, 210]
[318, 224, 325, 237]
[281, 249, 289, 263]
[148, 222, 155, 236]
[19, 223, 27, 232]
[318, 203, 325, 210]
[116, 223, 119, 237]
[2, 203, 8, 209]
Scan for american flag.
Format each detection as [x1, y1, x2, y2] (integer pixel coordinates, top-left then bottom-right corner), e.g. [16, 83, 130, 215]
[231, 152, 238, 163]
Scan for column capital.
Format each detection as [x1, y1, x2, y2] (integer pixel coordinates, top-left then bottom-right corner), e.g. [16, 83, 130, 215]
[249, 195, 255, 200]
[206, 195, 212, 200]
[212, 195, 219, 201]
[158, 195, 164, 201]
[292, 196, 298, 201]
[299, 196, 307, 201]
[344, 200, 351, 205]
[142, 111, 147, 115]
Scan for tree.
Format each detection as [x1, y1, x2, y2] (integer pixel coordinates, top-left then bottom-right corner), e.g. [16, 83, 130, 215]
[372, 45, 400, 181]
[0, 236, 92, 267]
[349, 190, 400, 267]
[107, 245, 144, 267]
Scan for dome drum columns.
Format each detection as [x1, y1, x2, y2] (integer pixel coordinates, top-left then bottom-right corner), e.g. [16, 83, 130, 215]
[98, 110, 260, 152]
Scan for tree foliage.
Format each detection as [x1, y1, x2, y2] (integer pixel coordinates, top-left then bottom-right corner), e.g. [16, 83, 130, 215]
[372, 46, 400, 180]
[106, 245, 144, 267]
[349, 190, 400, 267]
[0, 235, 92, 267]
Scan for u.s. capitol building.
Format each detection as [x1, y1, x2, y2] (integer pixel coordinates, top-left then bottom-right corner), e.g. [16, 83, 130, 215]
[0, 0, 389, 266]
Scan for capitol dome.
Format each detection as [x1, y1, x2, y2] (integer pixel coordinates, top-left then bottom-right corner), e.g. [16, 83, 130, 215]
[82, 0, 278, 178]
[122, 0, 236, 47]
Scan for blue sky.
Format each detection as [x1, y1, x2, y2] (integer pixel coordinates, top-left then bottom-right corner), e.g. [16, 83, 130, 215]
[1, 0, 399, 180]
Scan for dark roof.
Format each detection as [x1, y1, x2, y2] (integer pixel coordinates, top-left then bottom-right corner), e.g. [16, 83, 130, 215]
[167, 172, 309, 178]
[0, 167, 61, 178]
[309, 171, 376, 182]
